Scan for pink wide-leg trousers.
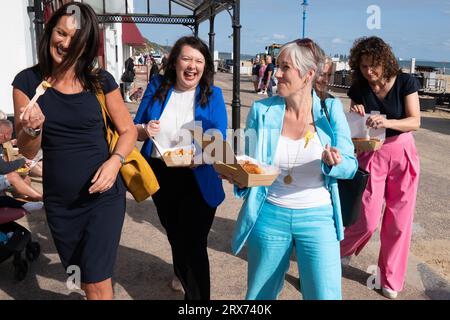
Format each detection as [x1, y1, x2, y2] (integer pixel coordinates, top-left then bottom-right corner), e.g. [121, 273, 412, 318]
[340, 132, 420, 291]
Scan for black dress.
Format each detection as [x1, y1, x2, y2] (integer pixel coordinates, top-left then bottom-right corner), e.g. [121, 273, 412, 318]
[12, 67, 126, 283]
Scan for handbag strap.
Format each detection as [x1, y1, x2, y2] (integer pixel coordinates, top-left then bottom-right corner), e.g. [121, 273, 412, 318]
[320, 99, 331, 123]
[95, 89, 112, 131]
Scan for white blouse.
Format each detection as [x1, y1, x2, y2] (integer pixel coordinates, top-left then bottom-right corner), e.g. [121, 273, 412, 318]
[266, 133, 332, 209]
[151, 89, 196, 158]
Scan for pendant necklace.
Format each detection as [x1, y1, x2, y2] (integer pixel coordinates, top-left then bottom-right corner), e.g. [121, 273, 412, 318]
[283, 103, 314, 185]
[283, 129, 313, 185]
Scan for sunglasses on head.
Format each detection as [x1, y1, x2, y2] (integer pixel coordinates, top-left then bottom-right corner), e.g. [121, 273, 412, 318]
[295, 38, 316, 60]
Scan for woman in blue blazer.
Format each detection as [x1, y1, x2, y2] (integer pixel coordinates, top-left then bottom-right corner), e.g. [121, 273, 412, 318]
[223, 39, 357, 300]
[134, 36, 227, 300]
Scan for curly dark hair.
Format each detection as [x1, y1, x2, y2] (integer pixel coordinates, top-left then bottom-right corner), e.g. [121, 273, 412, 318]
[154, 36, 214, 107]
[348, 36, 400, 85]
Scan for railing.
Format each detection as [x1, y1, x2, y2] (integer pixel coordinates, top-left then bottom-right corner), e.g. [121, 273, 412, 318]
[422, 77, 447, 93]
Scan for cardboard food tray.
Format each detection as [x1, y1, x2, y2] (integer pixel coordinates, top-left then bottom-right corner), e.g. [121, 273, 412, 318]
[212, 141, 279, 187]
[151, 138, 194, 167]
[352, 138, 384, 153]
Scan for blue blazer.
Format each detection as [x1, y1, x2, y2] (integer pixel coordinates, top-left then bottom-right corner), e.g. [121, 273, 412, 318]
[134, 75, 228, 208]
[231, 91, 358, 254]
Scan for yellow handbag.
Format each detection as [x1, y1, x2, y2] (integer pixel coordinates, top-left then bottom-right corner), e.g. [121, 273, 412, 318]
[95, 90, 159, 202]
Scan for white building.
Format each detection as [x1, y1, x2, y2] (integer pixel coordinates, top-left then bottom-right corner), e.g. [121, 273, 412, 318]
[0, 0, 37, 115]
[0, 0, 143, 115]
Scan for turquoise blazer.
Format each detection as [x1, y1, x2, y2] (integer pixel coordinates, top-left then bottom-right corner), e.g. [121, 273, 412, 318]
[231, 90, 358, 254]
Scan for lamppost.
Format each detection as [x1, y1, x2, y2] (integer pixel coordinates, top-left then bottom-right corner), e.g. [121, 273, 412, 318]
[301, 0, 308, 38]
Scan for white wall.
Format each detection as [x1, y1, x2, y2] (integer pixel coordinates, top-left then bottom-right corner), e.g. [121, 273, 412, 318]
[104, 23, 124, 84]
[0, 0, 36, 115]
[0, 0, 135, 115]
[77, 0, 133, 84]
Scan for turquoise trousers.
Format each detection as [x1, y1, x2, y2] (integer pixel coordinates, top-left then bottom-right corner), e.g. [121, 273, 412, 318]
[246, 201, 342, 300]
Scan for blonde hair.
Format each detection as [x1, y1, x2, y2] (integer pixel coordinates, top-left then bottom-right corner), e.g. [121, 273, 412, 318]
[278, 41, 318, 78]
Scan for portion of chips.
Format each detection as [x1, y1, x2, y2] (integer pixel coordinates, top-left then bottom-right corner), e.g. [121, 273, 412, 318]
[163, 148, 194, 157]
[238, 160, 264, 174]
[41, 80, 52, 89]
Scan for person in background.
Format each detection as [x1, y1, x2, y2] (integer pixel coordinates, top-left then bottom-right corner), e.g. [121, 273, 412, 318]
[222, 38, 357, 300]
[134, 36, 227, 300]
[122, 55, 135, 103]
[138, 53, 145, 65]
[262, 55, 275, 97]
[340, 36, 421, 299]
[257, 57, 267, 94]
[149, 57, 160, 80]
[251, 57, 260, 93]
[0, 120, 42, 201]
[314, 53, 333, 101]
[160, 53, 169, 75]
[12, 2, 137, 300]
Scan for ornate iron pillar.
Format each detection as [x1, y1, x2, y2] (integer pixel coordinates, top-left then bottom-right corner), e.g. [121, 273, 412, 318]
[31, 0, 45, 52]
[231, 0, 241, 136]
[208, 13, 215, 61]
[194, 23, 199, 37]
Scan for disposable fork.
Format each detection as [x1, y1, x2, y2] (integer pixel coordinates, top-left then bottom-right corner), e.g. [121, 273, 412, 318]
[19, 80, 52, 120]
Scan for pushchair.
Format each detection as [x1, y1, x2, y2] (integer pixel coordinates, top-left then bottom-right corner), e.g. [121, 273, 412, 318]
[0, 196, 40, 281]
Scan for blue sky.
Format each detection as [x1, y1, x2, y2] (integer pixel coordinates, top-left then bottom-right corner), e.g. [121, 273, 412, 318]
[134, 0, 450, 62]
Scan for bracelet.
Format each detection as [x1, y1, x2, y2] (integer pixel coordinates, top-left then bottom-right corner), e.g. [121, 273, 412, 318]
[141, 123, 151, 139]
[111, 152, 125, 165]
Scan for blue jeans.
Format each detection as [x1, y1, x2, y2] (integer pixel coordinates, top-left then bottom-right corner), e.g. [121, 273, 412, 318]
[0, 174, 11, 191]
[246, 201, 341, 300]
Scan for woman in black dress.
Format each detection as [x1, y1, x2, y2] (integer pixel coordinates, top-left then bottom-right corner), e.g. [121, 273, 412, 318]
[12, 2, 137, 300]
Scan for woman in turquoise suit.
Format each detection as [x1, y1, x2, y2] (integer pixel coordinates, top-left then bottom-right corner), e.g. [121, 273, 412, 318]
[222, 39, 357, 300]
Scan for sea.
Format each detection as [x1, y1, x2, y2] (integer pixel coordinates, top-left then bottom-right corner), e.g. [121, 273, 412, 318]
[218, 52, 255, 61]
[398, 59, 450, 75]
[219, 52, 450, 75]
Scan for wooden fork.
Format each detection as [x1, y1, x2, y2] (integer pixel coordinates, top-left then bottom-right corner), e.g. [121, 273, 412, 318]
[19, 80, 51, 120]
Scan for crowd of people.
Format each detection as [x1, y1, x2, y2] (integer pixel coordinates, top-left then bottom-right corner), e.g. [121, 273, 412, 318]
[251, 55, 276, 96]
[121, 51, 167, 103]
[6, 1, 421, 301]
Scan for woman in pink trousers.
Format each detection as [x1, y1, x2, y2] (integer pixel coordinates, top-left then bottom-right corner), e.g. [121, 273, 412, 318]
[340, 36, 421, 299]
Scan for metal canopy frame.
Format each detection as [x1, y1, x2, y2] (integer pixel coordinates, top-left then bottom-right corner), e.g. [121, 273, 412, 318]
[29, 0, 242, 131]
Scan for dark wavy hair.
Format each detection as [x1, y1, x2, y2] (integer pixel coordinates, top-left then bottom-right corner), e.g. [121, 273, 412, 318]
[348, 36, 400, 85]
[154, 36, 214, 106]
[37, 1, 101, 92]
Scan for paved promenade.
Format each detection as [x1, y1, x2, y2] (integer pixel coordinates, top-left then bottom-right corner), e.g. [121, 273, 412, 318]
[0, 72, 449, 300]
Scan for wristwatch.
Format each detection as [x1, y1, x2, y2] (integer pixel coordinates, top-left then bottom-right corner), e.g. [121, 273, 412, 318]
[22, 127, 41, 138]
[141, 123, 151, 138]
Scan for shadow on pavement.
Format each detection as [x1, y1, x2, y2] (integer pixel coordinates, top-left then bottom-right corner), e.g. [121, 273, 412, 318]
[114, 245, 183, 300]
[420, 115, 450, 135]
[417, 263, 450, 300]
[285, 273, 301, 292]
[341, 265, 371, 288]
[125, 199, 247, 261]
